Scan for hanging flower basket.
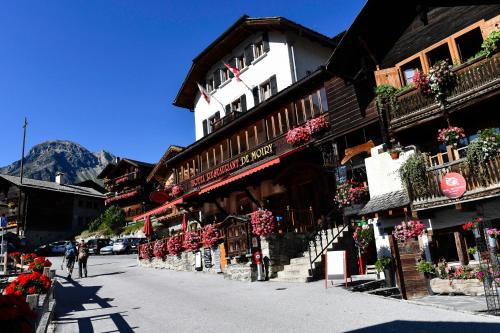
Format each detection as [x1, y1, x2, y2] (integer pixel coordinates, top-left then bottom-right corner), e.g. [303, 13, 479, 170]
[437, 126, 465, 146]
[286, 126, 311, 146]
[392, 220, 426, 243]
[251, 209, 276, 237]
[462, 217, 482, 231]
[28, 257, 52, 273]
[4, 272, 52, 296]
[306, 115, 330, 135]
[334, 181, 369, 209]
[201, 225, 220, 248]
[167, 236, 183, 256]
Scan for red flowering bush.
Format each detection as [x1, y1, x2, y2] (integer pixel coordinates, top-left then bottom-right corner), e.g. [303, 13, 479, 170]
[21, 253, 37, 264]
[286, 126, 311, 145]
[462, 217, 482, 231]
[413, 60, 456, 106]
[334, 181, 369, 208]
[4, 272, 52, 296]
[0, 294, 37, 333]
[8, 251, 22, 262]
[201, 224, 220, 248]
[167, 236, 183, 256]
[437, 126, 465, 146]
[171, 185, 183, 197]
[153, 239, 168, 258]
[183, 231, 201, 252]
[139, 242, 154, 260]
[306, 115, 330, 134]
[412, 69, 432, 96]
[393, 220, 426, 242]
[251, 209, 275, 236]
[28, 256, 52, 273]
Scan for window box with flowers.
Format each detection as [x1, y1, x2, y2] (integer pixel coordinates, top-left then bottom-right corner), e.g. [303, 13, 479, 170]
[437, 126, 466, 147]
[153, 239, 168, 259]
[183, 231, 201, 253]
[334, 181, 369, 210]
[462, 217, 482, 238]
[306, 114, 330, 137]
[4, 271, 52, 296]
[430, 260, 487, 296]
[28, 256, 52, 273]
[167, 236, 183, 256]
[201, 224, 220, 248]
[0, 294, 37, 333]
[286, 126, 311, 146]
[413, 60, 456, 108]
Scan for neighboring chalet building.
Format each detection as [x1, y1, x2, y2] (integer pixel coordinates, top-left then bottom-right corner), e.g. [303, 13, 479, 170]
[0, 173, 105, 248]
[328, 1, 500, 299]
[97, 158, 155, 222]
[138, 15, 381, 281]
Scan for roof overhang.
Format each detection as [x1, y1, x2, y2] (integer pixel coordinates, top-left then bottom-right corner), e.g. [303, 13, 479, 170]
[174, 15, 338, 110]
[146, 145, 184, 183]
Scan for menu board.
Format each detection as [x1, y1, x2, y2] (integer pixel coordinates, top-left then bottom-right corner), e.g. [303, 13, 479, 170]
[213, 247, 222, 273]
[203, 248, 212, 268]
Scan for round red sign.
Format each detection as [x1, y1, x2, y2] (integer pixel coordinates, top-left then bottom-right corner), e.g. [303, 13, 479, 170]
[440, 172, 466, 199]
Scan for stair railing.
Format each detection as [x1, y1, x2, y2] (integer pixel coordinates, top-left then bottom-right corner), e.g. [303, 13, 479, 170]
[307, 223, 348, 275]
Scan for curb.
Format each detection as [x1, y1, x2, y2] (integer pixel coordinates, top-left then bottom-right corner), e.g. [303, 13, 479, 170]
[35, 279, 59, 333]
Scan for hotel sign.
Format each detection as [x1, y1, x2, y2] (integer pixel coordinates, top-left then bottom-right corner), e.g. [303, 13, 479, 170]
[191, 144, 274, 188]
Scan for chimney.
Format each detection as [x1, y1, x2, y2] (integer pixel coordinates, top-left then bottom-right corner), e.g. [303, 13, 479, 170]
[55, 172, 65, 185]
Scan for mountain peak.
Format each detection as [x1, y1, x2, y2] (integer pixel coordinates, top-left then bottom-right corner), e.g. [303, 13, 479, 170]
[0, 140, 115, 184]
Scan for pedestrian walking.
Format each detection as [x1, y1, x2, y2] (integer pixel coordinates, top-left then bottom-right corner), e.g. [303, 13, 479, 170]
[77, 239, 89, 278]
[63, 240, 76, 279]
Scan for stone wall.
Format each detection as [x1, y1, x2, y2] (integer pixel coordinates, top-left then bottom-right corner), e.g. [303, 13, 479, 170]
[430, 278, 485, 296]
[260, 232, 308, 278]
[224, 262, 256, 282]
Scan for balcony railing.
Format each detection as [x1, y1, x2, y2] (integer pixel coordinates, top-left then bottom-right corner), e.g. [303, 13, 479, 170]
[409, 154, 500, 210]
[212, 110, 243, 131]
[388, 53, 500, 131]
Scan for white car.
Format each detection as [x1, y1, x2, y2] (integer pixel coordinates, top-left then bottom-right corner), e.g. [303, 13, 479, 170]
[99, 241, 114, 255]
[112, 238, 130, 254]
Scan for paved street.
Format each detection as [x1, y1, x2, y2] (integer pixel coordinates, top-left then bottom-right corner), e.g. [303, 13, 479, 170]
[49, 255, 500, 333]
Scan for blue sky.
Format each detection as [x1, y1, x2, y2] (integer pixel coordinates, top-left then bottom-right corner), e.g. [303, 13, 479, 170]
[0, 0, 365, 166]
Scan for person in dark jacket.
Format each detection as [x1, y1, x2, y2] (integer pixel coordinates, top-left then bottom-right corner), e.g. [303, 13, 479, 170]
[63, 241, 76, 279]
[77, 240, 89, 278]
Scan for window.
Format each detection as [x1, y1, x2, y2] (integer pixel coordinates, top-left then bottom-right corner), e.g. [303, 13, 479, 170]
[231, 99, 242, 112]
[206, 77, 214, 93]
[319, 88, 328, 113]
[259, 76, 277, 102]
[221, 67, 230, 82]
[426, 43, 452, 66]
[400, 58, 423, 86]
[200, 153, 208, 171]
[455, 27, 483, 62]
[247, 126, 257, 149]
[254, 40, 264, 59]
[207, 111, 220, 134]
[256, 120, 267, 144]
[230, 135, 239, 156]
[236, 54, 246, 70]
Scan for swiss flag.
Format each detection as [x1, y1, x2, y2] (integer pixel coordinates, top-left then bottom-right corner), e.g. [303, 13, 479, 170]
[197, 82, 211, 104]
[224, 62, 241, 82]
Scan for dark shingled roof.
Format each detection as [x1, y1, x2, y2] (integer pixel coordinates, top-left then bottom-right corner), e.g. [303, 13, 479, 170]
[0, 174, 105, 198]
[359, 190, 410, 215]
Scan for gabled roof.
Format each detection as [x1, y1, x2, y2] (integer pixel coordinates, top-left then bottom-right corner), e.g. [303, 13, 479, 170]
[146, 145, 184, 183]
[173, 15, 339, 110]
[0, 174, 105, 198]
[97, 158, 155, 179]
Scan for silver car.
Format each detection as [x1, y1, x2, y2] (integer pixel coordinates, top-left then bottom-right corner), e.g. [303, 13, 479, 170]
[99, 241, 114, 255]
[112, 238, 130, 254]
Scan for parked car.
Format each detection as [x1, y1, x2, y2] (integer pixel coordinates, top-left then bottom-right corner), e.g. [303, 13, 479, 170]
[86, 238, 111, 255]
[99, 241, 114, 255]
[127, 238, 147, 253]
[112, 238, 130, 254]
[35, 240, 68, 256]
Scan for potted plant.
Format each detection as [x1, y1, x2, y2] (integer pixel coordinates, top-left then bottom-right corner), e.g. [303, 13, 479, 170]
[352, 224, 373, 254]
[374, 256, 395, 287]
[392, 220, 426, 243]
[467, 247, 480, 262]
[486, 228, 499, 250]
[462, 217, 482, 238]
[437, 126, 466, 147]
[0, 294, 37, 333]
[28, 256, 52, 273]
[4, 272, 52, 296]
[413, 60, 456, 108]
[388, 148, 401, 160]
[416, 260, 436, 294]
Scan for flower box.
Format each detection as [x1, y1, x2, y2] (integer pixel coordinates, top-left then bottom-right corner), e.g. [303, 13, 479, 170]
[430, 278, 484, 296]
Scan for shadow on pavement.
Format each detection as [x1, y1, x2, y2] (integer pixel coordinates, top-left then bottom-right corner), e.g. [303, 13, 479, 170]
[344, 320, 500, 333]
[54, 276, 137, 333]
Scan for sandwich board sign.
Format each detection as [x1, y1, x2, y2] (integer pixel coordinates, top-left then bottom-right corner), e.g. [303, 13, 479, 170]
[325, 250, 351, 288]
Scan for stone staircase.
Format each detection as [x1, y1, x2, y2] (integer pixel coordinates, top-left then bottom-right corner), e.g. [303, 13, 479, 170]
[271, 225, 348, 283]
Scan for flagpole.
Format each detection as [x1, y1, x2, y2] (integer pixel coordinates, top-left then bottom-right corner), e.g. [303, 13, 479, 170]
[17, 118, 27, 236]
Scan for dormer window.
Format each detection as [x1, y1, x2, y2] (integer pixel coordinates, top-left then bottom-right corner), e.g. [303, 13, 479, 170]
[236, 54, 246, 70]
[254, 40, 264, 59]
[206, 78, 214, 93]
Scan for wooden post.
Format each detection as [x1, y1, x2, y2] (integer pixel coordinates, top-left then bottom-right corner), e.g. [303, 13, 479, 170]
[446, 145, 454, 162]
[454, 231, 469, 265]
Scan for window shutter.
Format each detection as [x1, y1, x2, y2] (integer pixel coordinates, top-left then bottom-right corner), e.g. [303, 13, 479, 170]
[225, 104, 231, 113]
[270, 75, 278, 96]
[213, 70, 221, 88]
[240, 94, 247, 112]
[228, 58, 236, 78]
[374, 67, 402, 89]
[244, 44, 254, 65]
[252, 87, 260, 105]
[214, 111, 220, 121]
[202, 120, 208, 136]
[262, 32, 270, 52]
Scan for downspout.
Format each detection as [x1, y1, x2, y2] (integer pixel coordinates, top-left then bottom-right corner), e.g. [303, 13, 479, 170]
[290, 43, 298, 83]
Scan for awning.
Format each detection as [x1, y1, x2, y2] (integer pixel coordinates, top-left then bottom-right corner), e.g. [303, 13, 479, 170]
[199, 157, 280, 194]
[133, 197, 184, 222]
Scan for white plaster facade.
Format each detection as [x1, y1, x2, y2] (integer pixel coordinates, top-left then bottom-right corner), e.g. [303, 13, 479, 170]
[193, 30, 333, 140]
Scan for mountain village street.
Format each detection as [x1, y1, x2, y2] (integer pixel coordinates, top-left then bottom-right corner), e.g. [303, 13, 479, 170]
[48, 255, 500, 333]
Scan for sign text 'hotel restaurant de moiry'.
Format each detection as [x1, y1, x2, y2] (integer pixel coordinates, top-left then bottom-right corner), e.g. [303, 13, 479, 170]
[191, 144, 275, 188]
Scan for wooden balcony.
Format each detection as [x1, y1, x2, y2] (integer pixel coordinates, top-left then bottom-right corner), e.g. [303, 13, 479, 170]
[212, 110, 243, 131]
[409, 154, 500, 210]
[388, 53, 500, 132]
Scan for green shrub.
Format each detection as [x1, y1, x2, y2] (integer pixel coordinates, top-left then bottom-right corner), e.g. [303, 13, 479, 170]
[416, 260, 436, 276]
[374, 256, 393, 272]
[399, 152, 429, 197]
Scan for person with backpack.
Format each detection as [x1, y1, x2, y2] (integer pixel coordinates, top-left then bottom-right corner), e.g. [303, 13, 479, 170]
[77, 239, 89, 278]
[63, 240, 76, 279]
